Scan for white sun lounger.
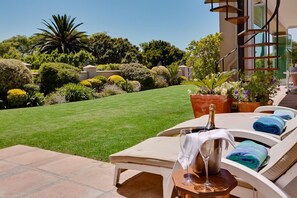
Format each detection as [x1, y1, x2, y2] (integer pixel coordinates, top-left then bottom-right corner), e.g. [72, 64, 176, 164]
[158, 106, 297, 140]
[109, 127, 297, 197]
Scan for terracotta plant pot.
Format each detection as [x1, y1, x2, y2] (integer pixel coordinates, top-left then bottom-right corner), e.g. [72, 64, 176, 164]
[238, 102, 261, 112]
[190, 94, 232, 118]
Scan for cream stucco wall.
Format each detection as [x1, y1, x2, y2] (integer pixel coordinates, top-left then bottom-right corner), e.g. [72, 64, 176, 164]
[219, 13, 238, 72]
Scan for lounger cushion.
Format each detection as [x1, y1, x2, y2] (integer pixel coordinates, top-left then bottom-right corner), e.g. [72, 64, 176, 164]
[109, 136, 180, 169]
[260, 128, 297, 181]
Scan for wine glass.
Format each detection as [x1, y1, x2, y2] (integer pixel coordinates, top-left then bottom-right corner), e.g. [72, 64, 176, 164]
[179, 128, 193, 186]
[195, 138, 214, 192]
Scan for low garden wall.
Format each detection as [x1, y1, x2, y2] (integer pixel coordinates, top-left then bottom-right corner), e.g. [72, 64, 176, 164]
[80, 65, 192, 80]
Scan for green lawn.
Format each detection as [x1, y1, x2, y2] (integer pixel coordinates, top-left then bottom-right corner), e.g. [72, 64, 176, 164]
[0, 85, 195, 161]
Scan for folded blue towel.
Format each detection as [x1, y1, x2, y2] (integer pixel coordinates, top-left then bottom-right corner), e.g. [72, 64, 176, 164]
[253, 115, 285, 135]
[226, 140, 268, 170]
[274, 109, 294, 120]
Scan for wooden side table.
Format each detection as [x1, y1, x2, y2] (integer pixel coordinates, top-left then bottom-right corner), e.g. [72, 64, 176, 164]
[172, 168, 237, 198]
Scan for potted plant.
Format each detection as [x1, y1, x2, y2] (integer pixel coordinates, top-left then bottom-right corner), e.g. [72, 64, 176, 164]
[187, 70, 237, 118]
[233, 71, 280, 112]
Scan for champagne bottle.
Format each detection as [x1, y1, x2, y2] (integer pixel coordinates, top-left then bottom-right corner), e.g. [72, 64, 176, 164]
[192, 104, 222, 175]
[205, 104, 216, 130]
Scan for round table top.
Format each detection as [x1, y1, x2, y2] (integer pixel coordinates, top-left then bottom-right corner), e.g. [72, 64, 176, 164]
[172, 168, 237, 197]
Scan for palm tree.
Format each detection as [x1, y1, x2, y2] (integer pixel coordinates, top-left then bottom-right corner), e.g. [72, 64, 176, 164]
[34, 14, 88, 54]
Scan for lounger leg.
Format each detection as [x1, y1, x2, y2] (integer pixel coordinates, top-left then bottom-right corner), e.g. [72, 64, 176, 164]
[163, 177, 173, 198]
[113, 165, 121, 186]
[162, 172, 174, 198]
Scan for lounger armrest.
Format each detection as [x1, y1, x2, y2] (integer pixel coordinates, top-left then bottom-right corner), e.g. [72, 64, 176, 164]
[221, 158, 291, 198]
[254, 106, 297, 116]
[228, 129, 281, 147]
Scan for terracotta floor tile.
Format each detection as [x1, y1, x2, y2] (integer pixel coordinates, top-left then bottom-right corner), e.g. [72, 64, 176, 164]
[26, 180, 103, 198]
[113, 172, 163, 198]
[0, 169, 58, 197]
[38, 155, 99, 176]
[0, 145, 164, 197]
[0, 161, 19, 174]
[70, 163, 115, 192]
[98, 190, 126, 198]
[0, 145, 37, 159]
[6, 149, 61, 165]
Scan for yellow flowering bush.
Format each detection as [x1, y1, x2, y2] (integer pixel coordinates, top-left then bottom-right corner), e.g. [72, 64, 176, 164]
[7, 89, 27, 107]
[80, 80, 92, 87]
[108, 75, 125, 84]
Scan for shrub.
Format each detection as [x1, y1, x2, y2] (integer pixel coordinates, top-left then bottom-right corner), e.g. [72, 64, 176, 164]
[93, 75, 107, 84]
[0, 59, 33, 98]
[108, 75, 125, 83]
[80, 80, 92, 87]
[88, 78, 103, 91]
[151, 66, 170, 81]
[23, 83, 45, 107]
[80, 79, 103, 91]
[96, 64, 120, 71]
[168, 64, 180, 85]
[154, 75, 169, 88]
[120, 63, 154, 90]
[39, 62, 80, 95]
[7, 89, 27, 108]
[126, 80, 141, 92]
[44, 92, 66, 105]
[177, 76, 187, 84]
[97, 84, 125, 98]
[23, 50, 95, 69]
[56, 83, 94, 102]
[23, 83, 40, 93]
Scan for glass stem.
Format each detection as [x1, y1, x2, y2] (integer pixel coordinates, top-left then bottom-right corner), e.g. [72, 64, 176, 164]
[204, 157, 209, 184]
[186, 158, 190, 179]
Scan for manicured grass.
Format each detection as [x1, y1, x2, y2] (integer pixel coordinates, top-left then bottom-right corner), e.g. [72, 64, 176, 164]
[0, 85, 195, 161]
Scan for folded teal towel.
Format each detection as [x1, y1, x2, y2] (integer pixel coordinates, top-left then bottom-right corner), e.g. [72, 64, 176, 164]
[253, 115, 285, 135]
[274, 109, 294, 120]
[226, 140, 268, 170]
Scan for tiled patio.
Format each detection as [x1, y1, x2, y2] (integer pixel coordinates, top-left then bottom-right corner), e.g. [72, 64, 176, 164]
[0, 145, 163, 198]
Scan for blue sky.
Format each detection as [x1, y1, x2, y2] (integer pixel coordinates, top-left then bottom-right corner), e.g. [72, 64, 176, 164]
[0, 0, 219, 50]
[1, 0, 296, 50]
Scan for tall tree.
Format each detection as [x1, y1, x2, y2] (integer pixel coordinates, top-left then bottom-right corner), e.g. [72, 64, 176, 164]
[88, 32, 141, 64]
[140, 40, 184, 68]
[34, 14, 88, 54]
[185, 33, 222, 79]
[0, 35, 33, 58]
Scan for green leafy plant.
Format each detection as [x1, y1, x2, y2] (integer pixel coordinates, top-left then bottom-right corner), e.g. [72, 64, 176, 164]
[185, 33, 222, 79]
[93, 75, 107, 84]
[167, 63, 180, 85]
[233, 71, 280, 103]
[39, 62, 80, 95]
[23, 83, 45, 107]
[80, 78, 103, 91]
[56, 83, 94, 102]
[120, 63, 154, 90]
[97, 84, 125, 97]
[151, 66, 170, 82]
[154, 75, 169, 88]
[187, 70, 237, 96]
[0, 59, 32, 98]
[44, 92, 66, 105]
[125, 80, 141, 92]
